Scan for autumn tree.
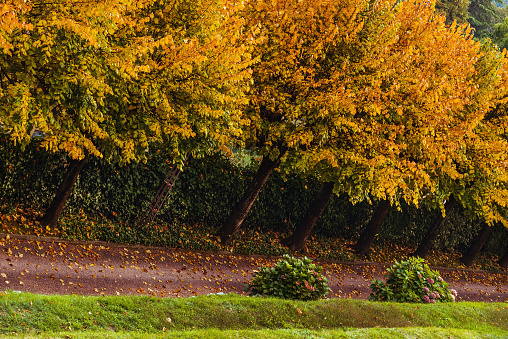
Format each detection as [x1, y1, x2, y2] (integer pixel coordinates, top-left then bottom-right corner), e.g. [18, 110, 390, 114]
[0, 0, 253, 229]
[217, 0, 375, 245]
[0, 1, 32, 52]
[412, 40, 508, 258]
[281, 0, 508, 255]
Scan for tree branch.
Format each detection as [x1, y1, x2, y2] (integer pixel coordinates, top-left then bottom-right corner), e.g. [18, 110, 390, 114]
[0, 67, 15, 86]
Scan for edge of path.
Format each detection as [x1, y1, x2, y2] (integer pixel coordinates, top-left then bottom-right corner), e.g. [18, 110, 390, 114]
[2, 231, 505, 276]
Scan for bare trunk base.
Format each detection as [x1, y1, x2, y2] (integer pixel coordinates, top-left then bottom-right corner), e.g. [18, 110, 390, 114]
[351, 199, 391, 258]
[218, 154, 283, 245]
[39, 154, 89, 229]
[281, 181, 335, 253]
[411, 195, 457, 258]
[498, 247, 508, 268]
[459, 223, 492, 267]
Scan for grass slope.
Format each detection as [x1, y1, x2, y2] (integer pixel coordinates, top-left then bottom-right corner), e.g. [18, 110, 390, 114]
[0, 292, 507, 338]
[0, 328, 506, 339]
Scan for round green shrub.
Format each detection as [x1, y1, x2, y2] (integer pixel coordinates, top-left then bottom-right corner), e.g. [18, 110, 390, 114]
[245, 254, 331, 301]
[369, 257, 457, 303]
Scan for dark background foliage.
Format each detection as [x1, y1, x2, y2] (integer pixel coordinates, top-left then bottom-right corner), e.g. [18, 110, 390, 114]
[1, 137, 507, 255]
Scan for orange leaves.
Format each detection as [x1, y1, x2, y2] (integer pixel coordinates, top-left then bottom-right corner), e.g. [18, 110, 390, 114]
[250, 0, 508, 219]
[243, 0, 368, 156]
[0, 0, 32, 52]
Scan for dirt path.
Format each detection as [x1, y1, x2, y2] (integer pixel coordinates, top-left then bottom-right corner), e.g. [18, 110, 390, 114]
[1, 233, 508, 302]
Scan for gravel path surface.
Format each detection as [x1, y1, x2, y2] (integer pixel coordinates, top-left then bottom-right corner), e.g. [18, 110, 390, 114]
[1, 233, 508, 302]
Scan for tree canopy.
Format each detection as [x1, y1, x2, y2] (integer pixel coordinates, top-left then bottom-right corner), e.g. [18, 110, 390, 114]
[283, 0, 508, 225]
[0, 0, 253, 164]
[0, 0, 256, 229]
[218, 0, 508, 243]
[5, 0, 508, 238]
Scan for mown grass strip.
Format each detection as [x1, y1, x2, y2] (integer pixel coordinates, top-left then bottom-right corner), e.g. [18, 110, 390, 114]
[0, 328, 507, 339]
[0, 292, 507, 335]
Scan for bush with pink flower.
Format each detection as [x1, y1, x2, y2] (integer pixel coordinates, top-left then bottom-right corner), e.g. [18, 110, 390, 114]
[245, 254, 331, 301]
[369, 257, 456, 303]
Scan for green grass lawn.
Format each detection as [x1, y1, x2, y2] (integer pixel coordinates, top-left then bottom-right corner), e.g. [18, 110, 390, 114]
[1, 328, 505, 338]
[0, 292, 507, 338]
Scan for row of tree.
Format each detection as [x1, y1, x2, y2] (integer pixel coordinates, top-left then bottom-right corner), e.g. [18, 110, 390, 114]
[217, 0, 508, 265]
[2, 0, 508, 266]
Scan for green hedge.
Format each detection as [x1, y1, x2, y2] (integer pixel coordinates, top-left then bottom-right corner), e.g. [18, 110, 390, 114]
[1, 137, 507, 254]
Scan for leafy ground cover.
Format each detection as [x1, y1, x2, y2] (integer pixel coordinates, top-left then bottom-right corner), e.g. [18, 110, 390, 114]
[0, 292, 507, 338]
[1, 232, 506, 302]
[0, 206, 504, 272]
[1, 207, 508, 338]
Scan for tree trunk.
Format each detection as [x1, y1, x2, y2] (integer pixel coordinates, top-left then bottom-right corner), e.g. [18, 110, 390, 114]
[281, 181, 335, 253]
[411, 195, 457, 258]
[351, 199, 391, 258]
[459, 223, 492, 267]
[218, 154, 283, 245]
[39, 154, 89, 229]
[498, 246, 508, 268]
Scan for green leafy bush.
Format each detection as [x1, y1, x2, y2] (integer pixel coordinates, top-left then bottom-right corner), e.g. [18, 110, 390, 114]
[245, 254, 331, 301]
[369, 257, 457, 303]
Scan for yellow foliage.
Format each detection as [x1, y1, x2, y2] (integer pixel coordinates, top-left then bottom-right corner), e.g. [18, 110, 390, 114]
[0, 0, 253, 164]
[240, 0, 508, 225]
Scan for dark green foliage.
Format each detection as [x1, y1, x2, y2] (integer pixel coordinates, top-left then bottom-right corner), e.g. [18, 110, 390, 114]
[0, 137, 365, 237]
[0, 137, 67, 209]
[493, 16, 508, 49]
[58, 216, 222, 251]
[369, 257, 456, 303]
[468, 0, 506, 39]
[380, 202, 477, 251]
[245, 255, 331, 300]
[1, 136, 507, 255]
[435, 0, 471, 25]
[435, 0, 507, 41]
